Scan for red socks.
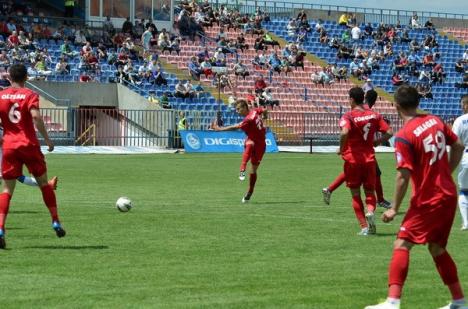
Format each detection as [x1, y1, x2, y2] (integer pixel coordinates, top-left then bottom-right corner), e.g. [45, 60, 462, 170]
[388, 248, 410, 299]
[351, 195, 367, 228]
[365, 192, 376, 213]
[0, 193, 12, 230]
[434, 251, 464, 300]
[241, 143, 253, 171]
[40, 185, 59, 222]
[248, 173, 257, 194]
[375, 175, 384, 203]
[328, 173, 346, 192]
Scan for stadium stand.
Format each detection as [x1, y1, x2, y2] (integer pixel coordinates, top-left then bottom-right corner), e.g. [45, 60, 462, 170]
[0, 0, 466, 144]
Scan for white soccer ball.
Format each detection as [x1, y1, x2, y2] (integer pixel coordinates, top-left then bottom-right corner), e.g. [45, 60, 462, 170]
[116, 197, 132, 212]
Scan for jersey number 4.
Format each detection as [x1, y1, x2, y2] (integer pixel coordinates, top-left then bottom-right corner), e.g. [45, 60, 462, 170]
[255, 117, 264, 130]
[9, 103, 21, 124]
[423, 130, 446, 165]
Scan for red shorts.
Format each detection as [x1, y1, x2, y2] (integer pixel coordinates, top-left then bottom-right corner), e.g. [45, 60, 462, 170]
[397, 196, 457, 247]
[246, 141, 266, 165]
[2, 146, 47, 180]
[344, 161, 376, 190]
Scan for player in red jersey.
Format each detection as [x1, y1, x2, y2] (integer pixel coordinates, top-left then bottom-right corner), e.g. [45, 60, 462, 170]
[214, 99, 267, 203]
[0, 64, 66, 249]
[322, 90, 391, 208]
[365, 86, 467, 309]
[338, 87, 392, 235]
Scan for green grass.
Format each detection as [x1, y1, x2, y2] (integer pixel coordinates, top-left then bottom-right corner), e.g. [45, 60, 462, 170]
[1, 153, 467, 308]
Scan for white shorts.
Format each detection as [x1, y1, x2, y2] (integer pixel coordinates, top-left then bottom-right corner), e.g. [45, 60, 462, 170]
[458, 155, 468, 190]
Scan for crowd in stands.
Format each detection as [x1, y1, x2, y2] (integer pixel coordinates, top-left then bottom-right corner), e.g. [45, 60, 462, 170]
[282, 10, 468, 102]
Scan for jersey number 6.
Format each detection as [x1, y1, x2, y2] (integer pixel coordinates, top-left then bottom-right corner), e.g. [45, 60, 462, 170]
[8, 103, 21, 124]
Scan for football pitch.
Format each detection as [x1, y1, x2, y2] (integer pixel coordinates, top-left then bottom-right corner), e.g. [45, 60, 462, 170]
[1, 152, 467, 309]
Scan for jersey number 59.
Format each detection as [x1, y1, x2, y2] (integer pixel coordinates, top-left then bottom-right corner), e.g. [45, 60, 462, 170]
[423, 130, 446, 165]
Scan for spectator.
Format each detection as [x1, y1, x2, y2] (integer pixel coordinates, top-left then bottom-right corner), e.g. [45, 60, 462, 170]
[55, 58, 70, 75]
[159, 93, 172, 109]
[391, 72, 407, 86]
[409, 39, 421, 52]
[188, 57, 201, 80]
[416, 83, 433, 99]
[175, 80, 193, 99]
[141, 26, 153, 51]
[254, 75, 267, 94]
[424, 18, 435, 30]
[153, 68, 168, 86]
[103, 16, 116, 37]
[147, 90, 159, 104]
[455, 59, 465, 73]
[200, 58, 213, 78]
[122, 17, 133, 35]
[268, 51, 281, 74]
[259, 88, 280, 107]
[234, 61, 249, 79]
[455, 73, 468, 89]
[349, 58, 363, 78]
[351, 24, 361, 41]
[338, 12, 349, 26]
[362, 79, 374, 93]
[411, 13, 420, 28]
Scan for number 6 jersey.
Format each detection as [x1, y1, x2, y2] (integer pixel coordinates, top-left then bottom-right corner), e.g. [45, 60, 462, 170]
[339, 108, 390, 163]
[394, 114, 458, 207]
[0, 87, 40, 149]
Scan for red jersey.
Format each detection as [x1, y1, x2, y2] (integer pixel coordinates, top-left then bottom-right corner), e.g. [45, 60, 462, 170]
[0, 87, 40, 149]
[394, 114, 458, 208]
[239, 107, 266, 144]
[339, 108, 390, 163]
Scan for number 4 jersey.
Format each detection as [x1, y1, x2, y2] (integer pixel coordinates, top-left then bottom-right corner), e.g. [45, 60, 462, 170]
[0, 87, 40, 149]
[339, 108, 390, 163]
[395, 114, 458, 207]
[239, 107, 266, 145]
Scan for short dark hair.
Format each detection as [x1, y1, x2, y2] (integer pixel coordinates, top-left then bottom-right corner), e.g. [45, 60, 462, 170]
[365, 89, 378, 108]
[8, 64, 27, 83]
[462, 94, 468, 106]
[349, 87, 364, 104]
[394, 85, 419, 109]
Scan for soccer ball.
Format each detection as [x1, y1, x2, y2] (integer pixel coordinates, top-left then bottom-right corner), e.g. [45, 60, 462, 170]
[116, 197, 132, 212]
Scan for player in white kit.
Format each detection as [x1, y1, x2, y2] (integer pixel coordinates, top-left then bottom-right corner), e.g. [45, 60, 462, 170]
[452, 95, 468, 230]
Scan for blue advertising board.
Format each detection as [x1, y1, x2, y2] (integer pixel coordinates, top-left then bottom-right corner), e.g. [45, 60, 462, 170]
[179, 130, 279, 153]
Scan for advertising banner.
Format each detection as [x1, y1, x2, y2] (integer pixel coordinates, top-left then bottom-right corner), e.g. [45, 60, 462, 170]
[180, 130, 279, 153]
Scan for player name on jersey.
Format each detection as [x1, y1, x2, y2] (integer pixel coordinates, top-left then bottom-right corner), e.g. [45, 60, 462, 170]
[1, 94, 27, 100]
[353, 114, 377, 122]
[413, 118, 437, 137]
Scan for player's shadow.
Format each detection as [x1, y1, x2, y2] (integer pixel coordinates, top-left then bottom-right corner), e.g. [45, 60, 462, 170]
[10, 210, 41, 214]
[25, 245, 109, 250]
[260, 201, 307, 205]
[373, 233, 397, 237]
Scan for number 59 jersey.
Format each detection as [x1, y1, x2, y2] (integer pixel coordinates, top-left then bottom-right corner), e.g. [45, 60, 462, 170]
[339, 109, 390, 163]
[395, 114, 458, 207]
[0, 87, 41, 149]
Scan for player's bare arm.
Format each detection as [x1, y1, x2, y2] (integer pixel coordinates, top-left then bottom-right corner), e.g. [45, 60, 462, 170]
[213, 122, 241, 132]
[382, 168, 410, 222]
[30, 108, 54, 152]
[261, 109, 268, 120]
[338, 126, 349, 155]
[448, 138, 464, 173]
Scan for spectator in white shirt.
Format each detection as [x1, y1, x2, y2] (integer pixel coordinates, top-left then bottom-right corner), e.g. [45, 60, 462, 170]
[351, 25, 361, 41]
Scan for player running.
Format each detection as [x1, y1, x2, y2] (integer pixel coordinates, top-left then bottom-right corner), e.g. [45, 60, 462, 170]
[322, 90, 391, 209]
[338, 87, 392, 235]
[213, 99, 267, 203]
[365, 86, 467, 309]
[451, 94, 468, 230]
[0, 64, 66, 249]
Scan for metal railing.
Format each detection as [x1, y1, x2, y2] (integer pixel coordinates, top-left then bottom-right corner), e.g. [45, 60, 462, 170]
[26, 82, 72, 107]
[40, 108, 177, 147]
[205, 0, 467, 25]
